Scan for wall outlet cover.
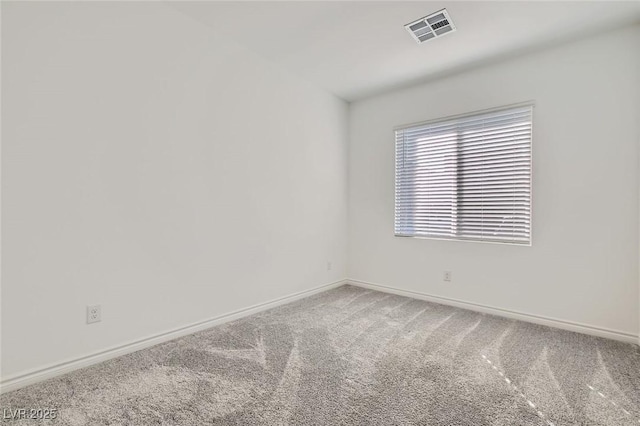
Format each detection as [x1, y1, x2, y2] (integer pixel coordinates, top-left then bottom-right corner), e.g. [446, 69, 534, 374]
[87, 305, 101, 324]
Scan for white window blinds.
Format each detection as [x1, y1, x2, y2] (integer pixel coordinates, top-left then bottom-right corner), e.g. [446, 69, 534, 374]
[395, 104, 532, 245]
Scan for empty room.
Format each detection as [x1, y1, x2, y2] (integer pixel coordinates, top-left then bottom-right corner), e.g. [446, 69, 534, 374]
[1, 1, 639, 425]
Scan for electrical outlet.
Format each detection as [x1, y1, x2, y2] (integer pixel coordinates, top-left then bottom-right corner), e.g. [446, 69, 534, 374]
[327, 261, 332, 271]
[443, 271, 452, 282]
[87, 305, 101, 324]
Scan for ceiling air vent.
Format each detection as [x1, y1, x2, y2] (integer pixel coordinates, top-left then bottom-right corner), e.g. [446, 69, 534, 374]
[405, 9, 456, 44]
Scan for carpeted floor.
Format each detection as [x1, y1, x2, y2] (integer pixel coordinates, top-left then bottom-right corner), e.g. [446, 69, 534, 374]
[1, 285, 639, 425]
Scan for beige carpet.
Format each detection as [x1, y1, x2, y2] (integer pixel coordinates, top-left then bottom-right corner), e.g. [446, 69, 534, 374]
[1, 285, 639, 425]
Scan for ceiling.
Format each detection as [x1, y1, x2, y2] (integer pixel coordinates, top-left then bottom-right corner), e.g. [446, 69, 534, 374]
[169, 1, 640, 102]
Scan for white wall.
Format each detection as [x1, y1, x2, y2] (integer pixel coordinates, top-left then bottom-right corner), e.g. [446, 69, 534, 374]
[1, 2, 348, 380]
[636, 26, 640, 345]
[348, 25, 640, 338]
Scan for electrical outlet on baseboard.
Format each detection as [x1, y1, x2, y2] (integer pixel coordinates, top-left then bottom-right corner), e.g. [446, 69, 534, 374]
[443, 271, 452, 282]
[87, 305, 101, 324]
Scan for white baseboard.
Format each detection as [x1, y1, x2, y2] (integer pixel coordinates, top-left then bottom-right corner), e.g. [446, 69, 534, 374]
[0, 279, 347, 394]
[347, 279, 639, 345]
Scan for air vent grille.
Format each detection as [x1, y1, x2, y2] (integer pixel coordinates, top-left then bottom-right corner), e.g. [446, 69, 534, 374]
[405, 9, 456, 44]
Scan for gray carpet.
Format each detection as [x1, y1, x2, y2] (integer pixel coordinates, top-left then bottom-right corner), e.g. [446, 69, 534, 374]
[1, 285, 639, 425]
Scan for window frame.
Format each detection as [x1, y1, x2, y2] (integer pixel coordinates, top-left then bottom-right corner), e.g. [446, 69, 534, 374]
[394, 101, 534, 246]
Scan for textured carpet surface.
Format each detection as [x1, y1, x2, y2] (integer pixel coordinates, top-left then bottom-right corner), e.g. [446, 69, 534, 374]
[1, 285, 639, 425]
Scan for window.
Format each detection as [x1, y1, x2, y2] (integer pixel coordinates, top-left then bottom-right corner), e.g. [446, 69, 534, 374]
[395, 104, 532, 245]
